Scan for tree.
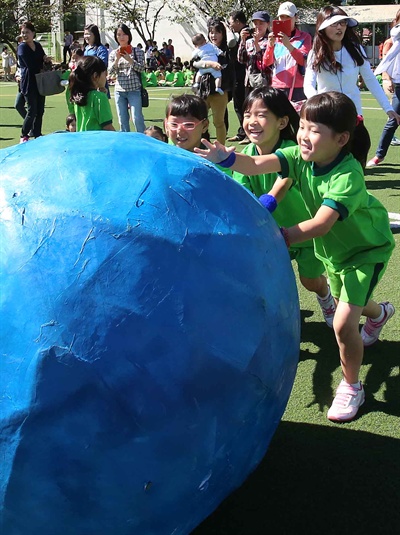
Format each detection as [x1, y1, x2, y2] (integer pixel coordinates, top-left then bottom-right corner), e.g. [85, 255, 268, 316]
[86, 0, 170, 43]
[0, 0, 84, 54]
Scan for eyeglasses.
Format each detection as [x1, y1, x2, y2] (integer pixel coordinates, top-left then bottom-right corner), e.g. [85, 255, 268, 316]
[330, 20, 348, 28]
[166, 120, 204, 130]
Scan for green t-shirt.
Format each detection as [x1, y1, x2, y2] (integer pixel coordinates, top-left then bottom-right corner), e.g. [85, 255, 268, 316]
[276, 145, 395, 269]
[146, 72, 158, 87]
[172, 71, 185, 87]
[74, 90, 113, 132]
[165, 71, 175, 83]
[233, 140, 313, 250]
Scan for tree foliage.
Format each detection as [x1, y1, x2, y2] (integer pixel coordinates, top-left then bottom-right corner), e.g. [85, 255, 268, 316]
[86, 0, 170, 43]
[0, 0, 84, 53]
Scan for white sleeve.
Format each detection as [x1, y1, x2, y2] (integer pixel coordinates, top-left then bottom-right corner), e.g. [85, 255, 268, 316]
[303, 52, 318, 98]
[360, 59, 393, 113]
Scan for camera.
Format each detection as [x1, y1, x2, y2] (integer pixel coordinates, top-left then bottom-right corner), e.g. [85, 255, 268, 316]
[247, 28, 254, 37]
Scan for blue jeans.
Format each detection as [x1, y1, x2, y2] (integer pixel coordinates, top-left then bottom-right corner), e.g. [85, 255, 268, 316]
[114, 90, 145, 133]
[376, 83, 400, 159]
[15, 90, 26, 119]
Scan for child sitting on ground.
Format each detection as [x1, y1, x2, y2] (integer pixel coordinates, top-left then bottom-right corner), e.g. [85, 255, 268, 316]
[144, 125, 168, 142]
[191, 33, 224, 95]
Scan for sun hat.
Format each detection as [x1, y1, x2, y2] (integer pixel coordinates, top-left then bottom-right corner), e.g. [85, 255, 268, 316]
[252, 11, 271, 23]
[277, 2, 298, 18]
[319, 14, 358, 32]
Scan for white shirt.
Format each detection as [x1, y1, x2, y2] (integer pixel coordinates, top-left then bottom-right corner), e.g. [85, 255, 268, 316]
[304, 46, 393, 115]
[375, 24, 400, 83]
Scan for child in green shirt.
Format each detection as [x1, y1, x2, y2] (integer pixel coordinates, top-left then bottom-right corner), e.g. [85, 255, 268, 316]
[195, 91, 395, 423]
[69, 56, 115, 132]
[233, 87, 334, 327]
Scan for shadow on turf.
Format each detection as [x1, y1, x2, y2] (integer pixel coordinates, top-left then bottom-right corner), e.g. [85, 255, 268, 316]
[192, 421, 400, 535]
[298, 311, 400, 418]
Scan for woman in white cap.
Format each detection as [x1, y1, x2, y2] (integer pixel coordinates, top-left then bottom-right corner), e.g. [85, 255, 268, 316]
[367, 9, 400, 167]
[263, 2, 312, 103]
[304, 4, 399, 168]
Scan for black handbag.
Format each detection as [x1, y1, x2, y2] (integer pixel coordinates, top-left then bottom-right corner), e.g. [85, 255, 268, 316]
[133, 48, 149, 107]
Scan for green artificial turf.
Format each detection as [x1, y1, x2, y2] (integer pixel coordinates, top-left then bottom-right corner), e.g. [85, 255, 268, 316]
[1, 82, 399, 533]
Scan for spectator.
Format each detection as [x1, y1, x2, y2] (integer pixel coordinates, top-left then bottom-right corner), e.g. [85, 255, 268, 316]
[367, 9, 400, 167]
[18, 21, 51, 143]
[193, 18, 234, 144]
[304, 4, 398, 168]
[238, 11, 271, 93]
[83, 24, 108, 68]
[63, 30, 73, 64]
[108, 23, 146, 133]
[227, 9, 249, 142]
[167, 39, 175, 60]
[2, 46, 14, 81]
[263, 2, 312, 103]
[192, 33, 224, 95]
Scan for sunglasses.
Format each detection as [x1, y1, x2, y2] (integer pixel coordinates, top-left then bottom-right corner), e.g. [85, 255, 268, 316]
[330, 20, 348, 28]
[166, 120, 205, 131]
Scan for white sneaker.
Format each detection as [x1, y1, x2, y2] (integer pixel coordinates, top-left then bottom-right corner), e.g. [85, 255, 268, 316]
[361, 302, 395, 347]
[327, 380, 365, 422]
[390, 137, 400, 146]
[215, 88, 224, 95]
[316, 289, 336, 328]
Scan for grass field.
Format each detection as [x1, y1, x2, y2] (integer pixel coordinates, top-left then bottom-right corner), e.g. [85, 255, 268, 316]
[1, 83, 399, 533]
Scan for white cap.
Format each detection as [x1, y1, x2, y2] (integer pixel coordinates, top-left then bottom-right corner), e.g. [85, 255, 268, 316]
[277, 2, 298, 18]
[318, 15, 358, 32]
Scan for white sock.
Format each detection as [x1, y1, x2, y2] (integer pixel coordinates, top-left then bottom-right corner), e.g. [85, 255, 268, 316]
[371, 305, 385, 324]
[319, 291, 331, 301]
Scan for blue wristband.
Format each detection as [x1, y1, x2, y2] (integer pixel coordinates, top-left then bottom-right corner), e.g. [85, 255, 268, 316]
[219, 152, 236, 168]
[259, 194, 277, 213]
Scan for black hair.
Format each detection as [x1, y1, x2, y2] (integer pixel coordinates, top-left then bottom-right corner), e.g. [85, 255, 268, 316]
[243, 87, 299, 142]
[114, 23, 132, 45]
[192, 34, 206, 47]
[229, 10, 247, 25]
[313, 5, 364, 73]
[84, 24, 102, 47]
[166, 94, 210, 141]
[144, 125, 168, 142]
[300, 91, 370, 168]
[2, 46, 8, 52]
[207, 19, 228, 50]
[20, 21, 36, 35]
[166, 93, 208, 120]
[66, 113, 76, 128]
[69, 56, 106, 106]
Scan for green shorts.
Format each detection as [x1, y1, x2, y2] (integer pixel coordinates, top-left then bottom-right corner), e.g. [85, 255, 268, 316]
[289, 245, 325, 279]
[324, 262, 387, 307]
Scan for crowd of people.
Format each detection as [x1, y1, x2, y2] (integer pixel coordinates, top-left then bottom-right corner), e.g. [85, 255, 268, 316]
[6, 3, 400, 423]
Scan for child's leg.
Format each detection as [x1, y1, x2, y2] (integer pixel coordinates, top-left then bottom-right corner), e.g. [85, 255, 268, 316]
[213, 72, 224, 95]
[295, 247, 335, 327]
[333, 301, 364, 384]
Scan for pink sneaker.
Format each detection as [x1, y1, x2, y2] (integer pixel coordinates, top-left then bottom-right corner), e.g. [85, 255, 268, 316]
[361, 302, 395, 347]
[316, 289, 336, 328]
[327, 380, 365, 422]
[19, 136, 29, 144]
[366, 156, 383, 168]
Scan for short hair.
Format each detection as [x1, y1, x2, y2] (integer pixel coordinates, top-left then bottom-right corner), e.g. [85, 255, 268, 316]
[114, 23, 132, 45]
[229, 10, 247, 24]
[20, 21, 36, 34]
[192, 34, 206, 47]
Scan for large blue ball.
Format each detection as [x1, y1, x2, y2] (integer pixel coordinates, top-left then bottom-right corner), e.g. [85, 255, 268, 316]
[0, 132, 300, 534]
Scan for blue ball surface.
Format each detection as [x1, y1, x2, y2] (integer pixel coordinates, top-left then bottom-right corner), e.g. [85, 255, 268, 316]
[0, 132, 300, 534]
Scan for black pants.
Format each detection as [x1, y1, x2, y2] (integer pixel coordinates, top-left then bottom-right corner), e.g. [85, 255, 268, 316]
[63, 45, 71, 64]
[232, 75, 246, 139]
[21, 87, 45, 138]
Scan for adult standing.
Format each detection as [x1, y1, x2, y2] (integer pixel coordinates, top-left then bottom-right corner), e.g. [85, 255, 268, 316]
[227, 10, 250, 142]
[83, 24, 108, 67]
[367, 10, 400, 167]
[193, 18, 234, 144]
[263, 2, 312, 102]
[303, 4, 399, 168]
[17, 21, 50, 143]
[108, 23, 146, 133]
[63, 30, 73, 64]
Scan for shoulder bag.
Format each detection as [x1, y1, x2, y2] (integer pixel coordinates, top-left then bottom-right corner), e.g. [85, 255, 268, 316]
[133, 48, 149, 107]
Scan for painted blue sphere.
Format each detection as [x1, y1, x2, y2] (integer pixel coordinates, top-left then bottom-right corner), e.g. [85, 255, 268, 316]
[0, 132, 300, 534]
